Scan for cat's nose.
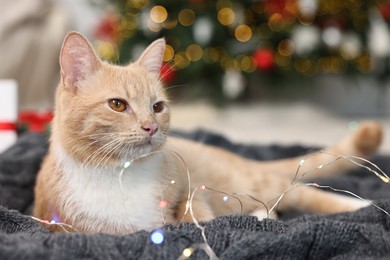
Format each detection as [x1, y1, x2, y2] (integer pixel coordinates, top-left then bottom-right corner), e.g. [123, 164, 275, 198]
[141, 123, 158, 136]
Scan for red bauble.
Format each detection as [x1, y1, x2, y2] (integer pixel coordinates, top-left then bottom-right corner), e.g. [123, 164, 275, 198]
[19, 111, 53, 133]
[160, 63, 175, 83]
[253, 49, 274, 71]
[380, 3, 390, 21]
[94, 14, 118, 41]
[264, 0, 296, 18]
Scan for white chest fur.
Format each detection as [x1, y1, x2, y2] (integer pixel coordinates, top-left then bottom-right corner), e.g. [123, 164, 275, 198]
[54, 145, 166, 233]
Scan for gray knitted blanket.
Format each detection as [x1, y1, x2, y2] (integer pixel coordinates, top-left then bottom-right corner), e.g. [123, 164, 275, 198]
[1, 132, 390, 259]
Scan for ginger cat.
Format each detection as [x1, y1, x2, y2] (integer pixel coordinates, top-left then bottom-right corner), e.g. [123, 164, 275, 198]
[34, 32, 383, 235]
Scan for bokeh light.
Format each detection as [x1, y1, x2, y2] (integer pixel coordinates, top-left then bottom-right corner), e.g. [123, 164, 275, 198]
[150, 5, 168, 24]
[218, 8, 236, 26]
[178, 9, 196, 26]
[235, 25, 252, 42]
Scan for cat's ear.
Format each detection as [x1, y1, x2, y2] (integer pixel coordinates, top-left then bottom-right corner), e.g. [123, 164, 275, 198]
[59, 32, 101, 92]
[136, 38, 165, 76]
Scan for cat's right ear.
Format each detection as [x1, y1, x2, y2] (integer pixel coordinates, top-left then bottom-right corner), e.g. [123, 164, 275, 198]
[59, 32, 101, 92]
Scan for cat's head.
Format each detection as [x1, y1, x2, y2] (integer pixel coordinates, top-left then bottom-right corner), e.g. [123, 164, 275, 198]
[52, 32, 170, 167]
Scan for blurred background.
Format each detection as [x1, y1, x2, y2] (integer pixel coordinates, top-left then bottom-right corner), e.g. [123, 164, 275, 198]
[1, 0, 390, 153]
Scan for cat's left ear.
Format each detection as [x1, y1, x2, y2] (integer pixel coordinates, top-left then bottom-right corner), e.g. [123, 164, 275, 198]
[136, 38, 165, 77]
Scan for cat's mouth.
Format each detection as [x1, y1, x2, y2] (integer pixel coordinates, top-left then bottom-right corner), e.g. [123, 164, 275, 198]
[129, 137, 164, 154]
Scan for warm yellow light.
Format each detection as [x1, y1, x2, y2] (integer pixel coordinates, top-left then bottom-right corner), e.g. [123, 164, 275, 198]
[178, 9, 195, 26]
[126, 0, 149, 10]
[235, 55, 256, 73]
[186, 44, 203, 61]
[203, 48, 221, 63]
[355, 55, 373, 73]
[174, 52, 190, 69]
[163, 45, 175, 62]
[278, 39, 295, 56]
[150, 5, 168, 24]
[234, 25, 252, 42]
[218, 7, 235, 26]
[243, 57, 256, 73]
[95, 41, 117, 61]
[268, 13, 284, 32]
[182, 247, 193, 258]
[220, 56, 234, 70]
[163, 19, 178, 30]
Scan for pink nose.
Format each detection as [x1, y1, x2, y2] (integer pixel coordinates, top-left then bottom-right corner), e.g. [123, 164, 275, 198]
[141, 123, 158, 136]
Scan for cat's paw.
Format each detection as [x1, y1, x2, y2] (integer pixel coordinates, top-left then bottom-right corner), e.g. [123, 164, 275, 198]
[249, 208, 278, 220]
[337, 195, 372, 212]
[352, 121, 382, 156]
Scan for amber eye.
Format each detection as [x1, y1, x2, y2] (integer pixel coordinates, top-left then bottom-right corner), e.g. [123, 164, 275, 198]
[153, 101, 164, 113]
[108, 99, 127, 112]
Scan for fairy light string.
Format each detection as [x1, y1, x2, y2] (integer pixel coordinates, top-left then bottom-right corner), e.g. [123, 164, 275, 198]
[28, 147, 390, 259]
[268, 150, 390, 217]
[28, 215, 79, 233]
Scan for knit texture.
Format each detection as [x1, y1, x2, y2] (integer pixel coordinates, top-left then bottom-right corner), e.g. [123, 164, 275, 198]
[1, 131, 390, 259]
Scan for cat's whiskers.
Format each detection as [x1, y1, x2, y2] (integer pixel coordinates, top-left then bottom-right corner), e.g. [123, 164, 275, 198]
[77, 129, 164, 173]
[165, 84, 189, 91]
[91, 134, 139, 171]
[68, 134, 116, 159]
[81, 137, 123, 171]
[91, 137, 126, 172]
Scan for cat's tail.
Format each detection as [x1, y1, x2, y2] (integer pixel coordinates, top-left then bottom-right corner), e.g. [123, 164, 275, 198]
[258, 121, 383, 181]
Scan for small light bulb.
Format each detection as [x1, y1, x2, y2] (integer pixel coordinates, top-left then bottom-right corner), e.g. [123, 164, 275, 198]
[150, 229, 165, 245]
[124, 161, 131, 169]
[159, 200, 168, 208]
[182, 247, 193, 258]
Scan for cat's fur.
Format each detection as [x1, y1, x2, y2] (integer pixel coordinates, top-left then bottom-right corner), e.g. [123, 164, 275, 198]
[34, 32, 383, 235]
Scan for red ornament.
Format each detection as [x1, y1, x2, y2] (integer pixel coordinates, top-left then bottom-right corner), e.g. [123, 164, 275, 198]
[19, 111, 53, 133]
[160, 63, 175, 83]
[264, 0, 297, 18]
[380, 3, 390, 21]
[253, 49, 274, 71]
[94, 13, 119, 42]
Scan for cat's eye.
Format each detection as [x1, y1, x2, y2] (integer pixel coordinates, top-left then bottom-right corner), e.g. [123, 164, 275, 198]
[153, 101, 164, 113]
[108, 99, 127, 112]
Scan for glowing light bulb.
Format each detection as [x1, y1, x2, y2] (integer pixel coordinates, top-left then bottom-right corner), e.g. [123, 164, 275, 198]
[170, 180, 176, 184]
[182, 247, 193, 258]
[124, 161, 131, 168]
[150, 5, 168, 24]
[379, 175, 390, 183]
[223, 195, 229, 202]
[159, 200, 168, 208]
[150, 229, 165, 245]
[234, 25, 252, 42]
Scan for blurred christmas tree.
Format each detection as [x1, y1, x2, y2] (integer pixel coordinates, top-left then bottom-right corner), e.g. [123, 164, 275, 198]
[94, 0, 388, 103]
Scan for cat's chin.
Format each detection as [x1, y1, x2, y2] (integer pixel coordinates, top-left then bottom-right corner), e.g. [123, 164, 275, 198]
[124, 140, 165, 163]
